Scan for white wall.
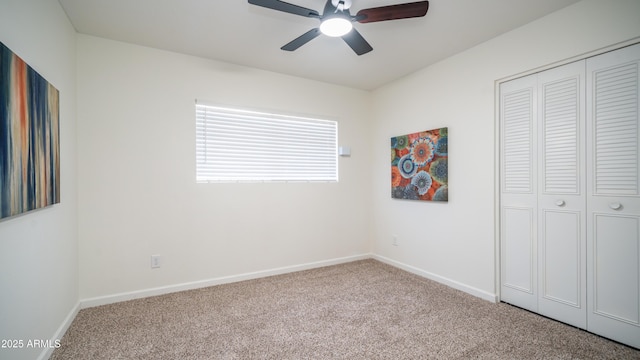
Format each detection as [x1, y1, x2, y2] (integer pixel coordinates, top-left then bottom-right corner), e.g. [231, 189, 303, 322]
[370, 0, 640, 300]
[0, 1, 78, 360]
[76, 35, 373, 301]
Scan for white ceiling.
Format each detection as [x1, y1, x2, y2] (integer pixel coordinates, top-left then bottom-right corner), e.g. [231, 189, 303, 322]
[58, 0, 580, 90]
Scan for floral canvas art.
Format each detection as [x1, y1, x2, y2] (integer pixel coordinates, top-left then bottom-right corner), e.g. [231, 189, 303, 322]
[391, 128, 447, 201]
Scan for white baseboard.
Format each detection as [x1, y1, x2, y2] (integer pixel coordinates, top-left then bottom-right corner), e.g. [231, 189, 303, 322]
[373, 254, 498, 303]
[80, 253, 372, 309]
[80, 253, 497, 309]
[37, 301, 80, 360]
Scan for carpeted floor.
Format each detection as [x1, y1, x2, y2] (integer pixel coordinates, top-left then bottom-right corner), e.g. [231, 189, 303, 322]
[51, 260, 640, 359]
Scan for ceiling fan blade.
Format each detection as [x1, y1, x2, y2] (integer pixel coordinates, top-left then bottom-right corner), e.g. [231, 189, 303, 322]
[281, 28, 322, 51]
[341, 28, 373, 55]
[356, 1, 428, 23]
[248, 0, 320, 18]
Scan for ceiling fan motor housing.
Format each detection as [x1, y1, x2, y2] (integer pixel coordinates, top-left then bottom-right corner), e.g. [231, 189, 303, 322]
[332, 0, 352, 11]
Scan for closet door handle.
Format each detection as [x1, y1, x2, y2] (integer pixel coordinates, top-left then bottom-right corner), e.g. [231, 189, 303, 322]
[555, 200, 565, 207]
[609, 202, 622, 210]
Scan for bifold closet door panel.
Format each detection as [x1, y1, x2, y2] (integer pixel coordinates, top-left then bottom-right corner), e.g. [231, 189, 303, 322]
[500, 74, 538, 312]
[537, 61, 587, 329]
[586, 43, 640, 349]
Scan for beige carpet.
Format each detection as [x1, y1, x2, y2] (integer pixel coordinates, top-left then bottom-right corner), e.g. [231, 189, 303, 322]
[52, 260, 639, 359]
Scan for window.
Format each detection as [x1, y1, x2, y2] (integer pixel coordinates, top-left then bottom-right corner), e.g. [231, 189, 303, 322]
[196, 103, 338, 182]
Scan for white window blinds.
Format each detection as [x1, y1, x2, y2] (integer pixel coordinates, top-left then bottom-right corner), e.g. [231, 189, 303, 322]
[196, 103, 338, 182]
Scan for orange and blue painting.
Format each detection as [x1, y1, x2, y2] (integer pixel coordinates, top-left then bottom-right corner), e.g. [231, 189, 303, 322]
[1, 42, 60, 219]
[391, 128, 447, 201]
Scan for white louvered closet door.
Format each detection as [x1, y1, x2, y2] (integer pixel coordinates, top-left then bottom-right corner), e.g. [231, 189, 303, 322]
[537, 61, 587, 329]
[500, 61, 587, 327]
[500, 73, 538, 313]
[586, 43, 640, 349]
[501, 43, 640, 349]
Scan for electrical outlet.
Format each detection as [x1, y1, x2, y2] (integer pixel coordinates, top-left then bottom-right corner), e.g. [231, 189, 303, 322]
[392, 235, 399, 246]
[151, 255, 161, 269]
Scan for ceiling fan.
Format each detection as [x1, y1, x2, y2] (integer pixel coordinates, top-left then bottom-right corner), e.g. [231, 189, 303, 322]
[248, 0, 429, 55]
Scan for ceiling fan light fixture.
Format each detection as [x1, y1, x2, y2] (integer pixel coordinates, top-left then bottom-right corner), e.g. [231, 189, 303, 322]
[320, 17, 353, 37]
[248, 0, 429, 55]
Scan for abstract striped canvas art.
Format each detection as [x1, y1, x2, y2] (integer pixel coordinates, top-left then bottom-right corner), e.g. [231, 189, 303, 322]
[0, 41, 60, 219]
